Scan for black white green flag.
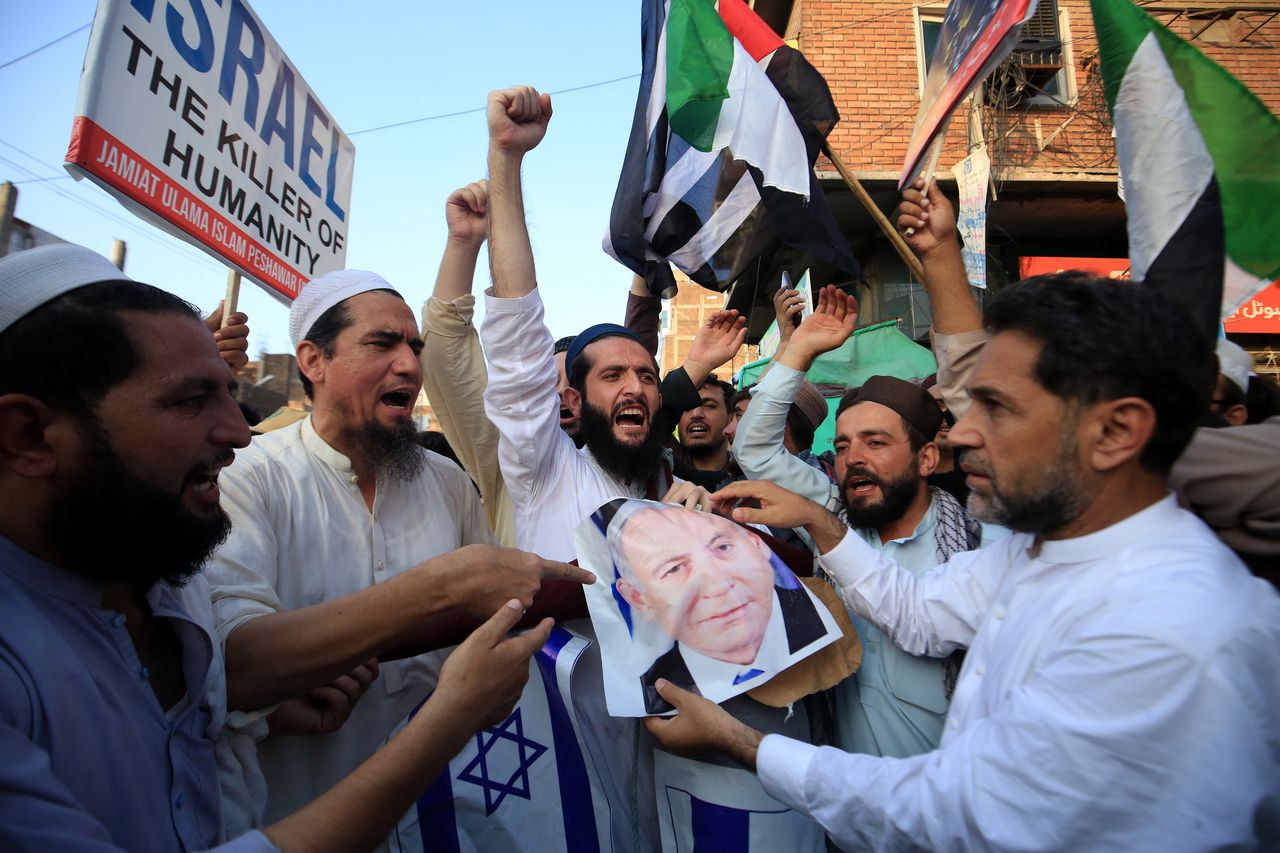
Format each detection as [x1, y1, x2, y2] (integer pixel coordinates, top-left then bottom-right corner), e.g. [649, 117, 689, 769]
[1092, 0, 1280, 333]
[606, 0, 859, 297]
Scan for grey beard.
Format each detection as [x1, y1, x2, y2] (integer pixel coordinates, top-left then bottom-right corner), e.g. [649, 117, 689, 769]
[359, 417, 425, 483]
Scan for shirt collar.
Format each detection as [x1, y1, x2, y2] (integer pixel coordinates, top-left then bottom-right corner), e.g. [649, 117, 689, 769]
[300, 414, 356, 474]
[681, 588, 788, 688]
[0, 535, 106, 606]
[1036, 493, 1179, 565]
[859, 494, 937, 546]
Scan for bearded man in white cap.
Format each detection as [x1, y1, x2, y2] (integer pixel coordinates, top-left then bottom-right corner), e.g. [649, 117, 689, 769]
[205, 271, 592, 838]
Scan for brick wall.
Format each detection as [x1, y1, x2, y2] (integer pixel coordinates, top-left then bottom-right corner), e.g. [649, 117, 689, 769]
[798, 0, 1280, 181]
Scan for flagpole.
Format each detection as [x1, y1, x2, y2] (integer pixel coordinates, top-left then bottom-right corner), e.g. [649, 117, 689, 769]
[821, 142, 926, 282]
[222, 269, 241, 329]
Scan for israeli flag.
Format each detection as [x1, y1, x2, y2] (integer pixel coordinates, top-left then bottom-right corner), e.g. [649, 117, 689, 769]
[391, 627, 612, 852]
[654, 750, 824, 853]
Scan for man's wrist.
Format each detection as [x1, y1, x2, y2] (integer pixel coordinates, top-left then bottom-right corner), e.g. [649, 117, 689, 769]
[724, 722, 764, 772]
[918, 234, 963, 265]
[487, 144, 526, 167]
[778, 346, 815, 373]
[804, 505, 848, 554]
[445, 234, 484, 253]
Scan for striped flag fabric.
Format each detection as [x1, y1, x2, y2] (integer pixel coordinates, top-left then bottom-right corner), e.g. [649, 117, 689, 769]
[606, 0, 859, 297]
[390, 628, 613, 853]
[1091, 0, 1280, 333]
[654, 751, 825, 852]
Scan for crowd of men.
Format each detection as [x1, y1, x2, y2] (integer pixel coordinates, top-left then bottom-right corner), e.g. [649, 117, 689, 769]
[1, 84, 1277, 852]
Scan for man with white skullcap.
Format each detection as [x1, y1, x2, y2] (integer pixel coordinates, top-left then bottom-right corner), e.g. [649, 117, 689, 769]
[1209, 338, 1253, 426]
[204, 268, 592, 838]
[0, 244, 575, 850]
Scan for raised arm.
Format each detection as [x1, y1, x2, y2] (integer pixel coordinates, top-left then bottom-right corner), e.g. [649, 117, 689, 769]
[897, 180, 988, 417]
[897, 180, 982, 335]
[734, 286, 853, 504]
[487, 86, 552, 299]
[433, 180, 488, 302]
[420, 180, 513, 540]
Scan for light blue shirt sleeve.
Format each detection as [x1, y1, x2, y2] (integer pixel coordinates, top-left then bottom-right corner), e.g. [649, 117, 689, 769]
[734, 363, 838, 507]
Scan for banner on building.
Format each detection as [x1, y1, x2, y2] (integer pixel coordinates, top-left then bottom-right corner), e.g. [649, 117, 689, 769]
[65, 0, 355, 302]
[1223, 280, 1280, 334]
[1018, 256, 1132, 279]
[951, 147, 990, 289]
[900, 0, 1041, 189]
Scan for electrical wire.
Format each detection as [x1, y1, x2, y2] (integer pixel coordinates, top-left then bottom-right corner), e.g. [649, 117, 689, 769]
[348, 72, 640, 136]
[0, 22, 91, 71]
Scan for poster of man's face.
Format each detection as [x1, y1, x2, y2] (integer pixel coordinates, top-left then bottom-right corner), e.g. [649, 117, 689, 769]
[575, 499, 838, 717]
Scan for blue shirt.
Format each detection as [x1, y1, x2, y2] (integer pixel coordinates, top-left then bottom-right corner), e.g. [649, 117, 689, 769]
[0, 536, 274, 851]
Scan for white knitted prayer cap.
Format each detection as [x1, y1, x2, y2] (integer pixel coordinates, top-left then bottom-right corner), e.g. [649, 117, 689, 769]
[288, 269, 396, 349]
[0, 244, 132, 335]
[1216, 339, 1253, 395]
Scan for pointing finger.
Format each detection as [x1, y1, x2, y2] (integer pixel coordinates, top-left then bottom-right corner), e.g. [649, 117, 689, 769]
[542, 560, 596, 585]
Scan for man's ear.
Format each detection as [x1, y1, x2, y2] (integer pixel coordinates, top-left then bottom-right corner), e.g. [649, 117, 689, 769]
[0, 395, 62, 478]
[563, 386, 583, 419]
[616, 577, 650, 616]
[917, 441, 940, 478]
[1222, 403, 1248, 427]
[296, 341, 326, 389]
[1083, 397, 1156, 473]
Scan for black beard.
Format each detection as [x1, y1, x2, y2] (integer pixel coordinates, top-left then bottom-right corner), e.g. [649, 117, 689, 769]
[840, 463, 923, 531]
[359, 417, 424, 483]
[578, 400, 667, 486]
[43, 418, 232, 588]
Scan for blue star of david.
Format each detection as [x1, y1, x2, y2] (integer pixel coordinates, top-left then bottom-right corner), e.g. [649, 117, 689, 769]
[456, 707, 548, 816]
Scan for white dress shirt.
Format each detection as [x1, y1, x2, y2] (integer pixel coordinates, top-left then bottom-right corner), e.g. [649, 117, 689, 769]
[480, 287, 671, 561]
[756, 495, 1280, 851]
[207, 416, 493, 830]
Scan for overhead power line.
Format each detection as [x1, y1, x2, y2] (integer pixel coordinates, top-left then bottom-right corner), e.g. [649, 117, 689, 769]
[0, 22, 91, 71]
[348, 73, 641, 136]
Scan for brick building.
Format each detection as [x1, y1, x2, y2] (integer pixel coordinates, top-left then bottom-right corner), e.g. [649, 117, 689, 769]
[720, 0, 1280, 356]
[659, 268, 763, 382]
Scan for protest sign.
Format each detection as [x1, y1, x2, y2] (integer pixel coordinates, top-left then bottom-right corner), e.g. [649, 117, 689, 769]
[64, 0, 355, 302]
[952, 147, 990, 288]
[575, 499, 838, 718]
[900, 0, 1039, 189]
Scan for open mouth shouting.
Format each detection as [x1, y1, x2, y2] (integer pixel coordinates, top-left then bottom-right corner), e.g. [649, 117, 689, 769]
[843, 468, 883, 501]
[379, 388, 416, 418]
[684, 419, 711, 442]
[612, 400, 649, 437]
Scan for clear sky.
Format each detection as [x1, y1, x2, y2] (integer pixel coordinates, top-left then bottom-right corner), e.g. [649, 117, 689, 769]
[2, 0, 644, 356]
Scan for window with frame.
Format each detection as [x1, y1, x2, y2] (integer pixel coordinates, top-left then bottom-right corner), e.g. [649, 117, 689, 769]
[914, 0, 1075, 108]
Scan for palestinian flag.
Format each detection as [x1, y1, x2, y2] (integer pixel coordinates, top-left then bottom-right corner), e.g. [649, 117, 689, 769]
[1092, 0, 1280, 336]
[606, 0, 859, 297]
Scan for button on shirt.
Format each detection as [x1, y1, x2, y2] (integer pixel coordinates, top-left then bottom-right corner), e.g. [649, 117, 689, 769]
[755, 495, 1280, 850]
[0, 537, 274, 851]
[207, 416, 493, 828]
